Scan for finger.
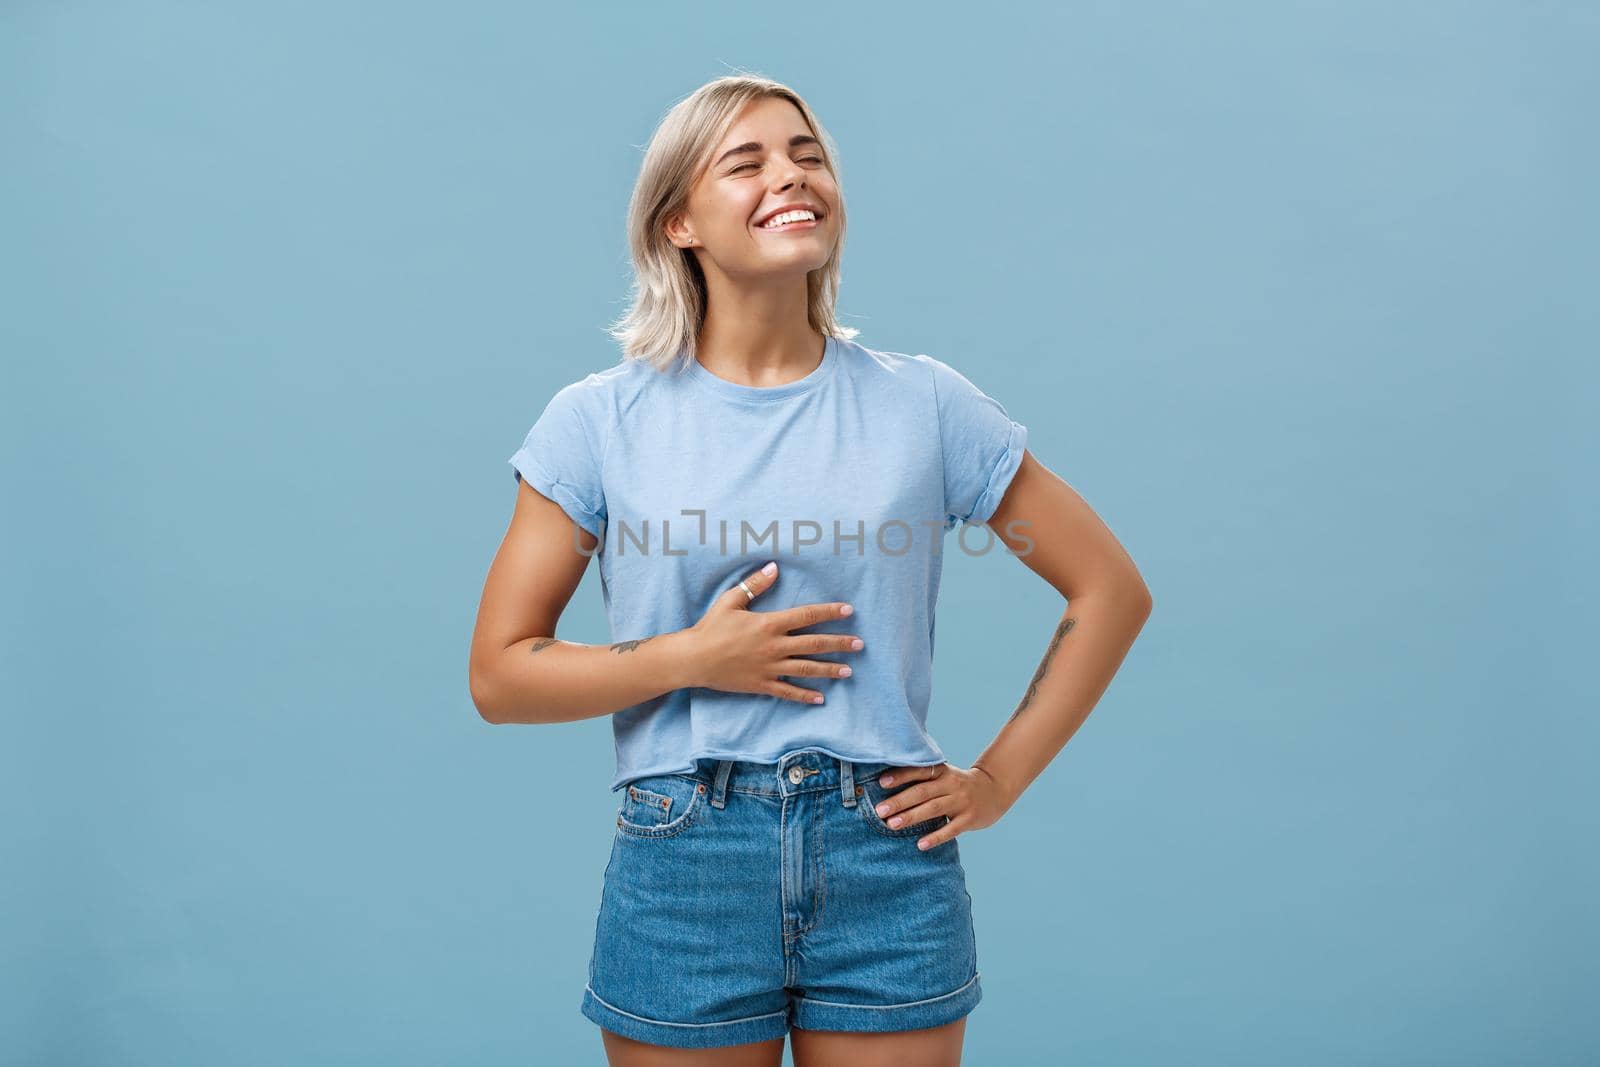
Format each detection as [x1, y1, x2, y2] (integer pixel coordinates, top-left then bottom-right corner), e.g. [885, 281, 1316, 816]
[912, 809, 970, 851]
[776, 657, 852, 680]
[779, 633, 865, 657]
[770, 601, 855, 632]
[878, 762, 942, 787]
[722, 561, 778, 609]
[878, 789, 944, 827]
[765, 680, 826, 705]
[917, 819, 962, 851]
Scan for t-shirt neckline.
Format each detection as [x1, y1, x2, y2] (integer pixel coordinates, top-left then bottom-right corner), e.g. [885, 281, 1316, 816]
[684, 334, 839, 403]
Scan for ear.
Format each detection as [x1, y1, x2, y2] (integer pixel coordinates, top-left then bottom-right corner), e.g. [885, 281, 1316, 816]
[664, 212, 697, 249]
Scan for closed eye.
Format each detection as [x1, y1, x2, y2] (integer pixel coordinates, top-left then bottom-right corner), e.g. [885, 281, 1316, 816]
[731, 155, 825, 174]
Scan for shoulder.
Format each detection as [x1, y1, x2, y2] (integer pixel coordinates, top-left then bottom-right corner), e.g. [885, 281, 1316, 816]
[539, 355, 660, 433]
[549, 355, 649, 405]
[834, 337, 995, 402]
[832, 336, 942, 394]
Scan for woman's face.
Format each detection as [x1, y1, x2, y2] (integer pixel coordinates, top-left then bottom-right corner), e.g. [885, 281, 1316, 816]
[667, 96, 838, 281]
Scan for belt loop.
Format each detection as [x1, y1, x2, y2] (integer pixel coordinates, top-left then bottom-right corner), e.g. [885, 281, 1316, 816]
[840, 759, 856, 808]
[711, 759, 734, 809]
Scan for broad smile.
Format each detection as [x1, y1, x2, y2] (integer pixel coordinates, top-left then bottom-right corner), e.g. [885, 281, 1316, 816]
[753, 203, 825, 232]
[755, 216, 821, 233]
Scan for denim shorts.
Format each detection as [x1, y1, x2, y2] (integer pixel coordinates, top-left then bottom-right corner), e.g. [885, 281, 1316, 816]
[579, 748, 983, 1049]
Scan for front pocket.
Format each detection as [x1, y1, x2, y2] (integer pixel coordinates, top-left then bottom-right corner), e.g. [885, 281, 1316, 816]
[616, 774, 707, 838]
[856, 778, 948, 839]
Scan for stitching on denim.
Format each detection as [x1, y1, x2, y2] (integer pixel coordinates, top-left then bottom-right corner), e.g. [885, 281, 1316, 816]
[808, 795, 826, 935]
[584, 985, 788, 1028]
[616, 781, 703, 838]
[790, 792, 826, 940]
[794, 971, 981, 1011]
[780, 793, 794, 983]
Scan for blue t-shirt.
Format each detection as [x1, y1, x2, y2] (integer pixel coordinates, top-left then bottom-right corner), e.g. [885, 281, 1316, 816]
[509, 334, 1028, 791]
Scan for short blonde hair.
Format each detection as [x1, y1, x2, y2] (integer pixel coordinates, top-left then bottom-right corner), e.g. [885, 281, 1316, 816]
[606, 73, 858, 371]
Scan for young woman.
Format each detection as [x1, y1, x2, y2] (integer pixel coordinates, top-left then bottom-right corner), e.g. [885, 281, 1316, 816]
[469, 74, 1153, 1067]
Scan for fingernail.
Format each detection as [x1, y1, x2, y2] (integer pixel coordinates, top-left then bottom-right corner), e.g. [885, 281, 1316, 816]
[851, 638, 864, 650]
[839, 604, 853, 616]
[812, 694, 824, 704]
[838, 666, 852, 677]
[889, 816, 902, 827]
[762, 561, 776, 575]
[881, 774, 893, 785]
[918, 839, 930, 850]
[876, 804, 889, 816]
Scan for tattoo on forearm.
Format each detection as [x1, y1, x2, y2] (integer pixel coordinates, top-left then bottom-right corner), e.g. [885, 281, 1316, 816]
[529, 638, 558, 654]
[1009, 616, 1076, 722]
[610, 636, 656, 654]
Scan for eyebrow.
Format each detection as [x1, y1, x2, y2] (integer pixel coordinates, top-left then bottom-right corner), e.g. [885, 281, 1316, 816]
[713, 134, 823, 169]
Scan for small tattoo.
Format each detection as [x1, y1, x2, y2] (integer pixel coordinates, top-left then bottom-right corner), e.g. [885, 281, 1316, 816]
[528, 638, 558, 654]
[610, 636, 656, 654]
[1009, 616, 1076, 722]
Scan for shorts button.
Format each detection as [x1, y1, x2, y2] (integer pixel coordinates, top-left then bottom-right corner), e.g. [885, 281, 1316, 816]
[788, 767, 804, 784]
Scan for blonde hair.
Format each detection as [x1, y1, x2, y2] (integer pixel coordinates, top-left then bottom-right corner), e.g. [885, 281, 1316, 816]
[606, 73, 858, 371]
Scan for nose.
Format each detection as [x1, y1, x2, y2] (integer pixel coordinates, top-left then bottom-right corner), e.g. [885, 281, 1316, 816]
[772, 156, 807, 190]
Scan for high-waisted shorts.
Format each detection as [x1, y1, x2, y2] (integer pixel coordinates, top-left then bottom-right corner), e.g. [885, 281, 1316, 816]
[579, 749, 983, 1049]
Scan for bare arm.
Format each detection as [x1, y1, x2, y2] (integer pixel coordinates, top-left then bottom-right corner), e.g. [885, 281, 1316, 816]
[468, 480, 698, 725]
[970, 449, 1154, 805]
[468, 480, 864, 725]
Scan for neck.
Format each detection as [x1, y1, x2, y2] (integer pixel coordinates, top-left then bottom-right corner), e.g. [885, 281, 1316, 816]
[694, 280, 823, 387]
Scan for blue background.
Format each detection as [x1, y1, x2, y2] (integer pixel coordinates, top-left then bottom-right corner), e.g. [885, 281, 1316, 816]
[5, 2, 1595, 1064]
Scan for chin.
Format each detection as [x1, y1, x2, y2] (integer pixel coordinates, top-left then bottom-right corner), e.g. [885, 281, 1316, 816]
[760, 255, 829, 276]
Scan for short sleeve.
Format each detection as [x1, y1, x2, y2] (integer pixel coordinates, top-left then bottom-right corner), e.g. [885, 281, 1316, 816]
[922, 355, 1028, 529]
[508, 378, 608, 539]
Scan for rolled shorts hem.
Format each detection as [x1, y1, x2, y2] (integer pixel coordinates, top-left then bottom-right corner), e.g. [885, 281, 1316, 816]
[580, 985, 789, 1049]
[791, 971, 983, 1033]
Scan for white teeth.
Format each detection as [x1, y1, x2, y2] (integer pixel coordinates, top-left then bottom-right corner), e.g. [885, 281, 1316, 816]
[759, 209, 817, 228]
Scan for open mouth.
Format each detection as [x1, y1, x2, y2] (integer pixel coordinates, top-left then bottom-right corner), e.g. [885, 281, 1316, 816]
[755, 209, 823, 231]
